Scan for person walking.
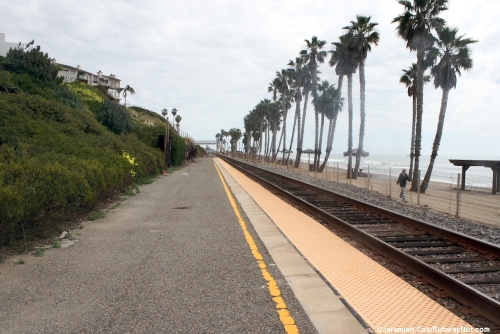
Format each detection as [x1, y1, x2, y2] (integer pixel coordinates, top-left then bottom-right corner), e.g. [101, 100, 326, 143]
[396, 168, 412, 200]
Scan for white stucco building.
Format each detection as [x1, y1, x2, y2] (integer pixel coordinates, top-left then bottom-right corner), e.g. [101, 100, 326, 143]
[57, 63, 122, 102]
[0, 33, 23, 57]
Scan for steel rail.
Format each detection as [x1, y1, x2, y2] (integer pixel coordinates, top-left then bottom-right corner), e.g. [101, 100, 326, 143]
[217, 155, 500, 326]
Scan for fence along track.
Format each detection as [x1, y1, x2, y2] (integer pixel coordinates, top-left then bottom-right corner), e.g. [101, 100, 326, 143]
[237, 153, 500, 226]
[217, 155, 500, 327]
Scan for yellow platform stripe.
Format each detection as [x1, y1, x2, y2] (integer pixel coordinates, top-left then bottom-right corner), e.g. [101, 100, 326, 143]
[213, 159, 299, 334]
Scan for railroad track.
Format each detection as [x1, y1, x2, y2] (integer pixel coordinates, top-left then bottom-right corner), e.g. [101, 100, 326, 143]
[217, 155, 500, 327]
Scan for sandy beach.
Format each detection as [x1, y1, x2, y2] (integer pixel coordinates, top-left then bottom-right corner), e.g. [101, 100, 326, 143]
[238, 154, 500, 228]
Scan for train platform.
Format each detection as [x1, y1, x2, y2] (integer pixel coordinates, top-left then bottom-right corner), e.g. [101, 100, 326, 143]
[214, 158, 476, 334]
[0, 157, 476, 333]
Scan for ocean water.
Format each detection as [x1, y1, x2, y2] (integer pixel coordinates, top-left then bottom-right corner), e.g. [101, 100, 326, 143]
[295, 153, 499, 188]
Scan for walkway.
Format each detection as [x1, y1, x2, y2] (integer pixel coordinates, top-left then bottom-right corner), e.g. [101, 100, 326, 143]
[0, 158, 317, 333]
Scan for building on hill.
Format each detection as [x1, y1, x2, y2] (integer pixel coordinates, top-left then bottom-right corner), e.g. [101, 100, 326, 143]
[0, 33, 23, 57]
[56, 62, 122, 102]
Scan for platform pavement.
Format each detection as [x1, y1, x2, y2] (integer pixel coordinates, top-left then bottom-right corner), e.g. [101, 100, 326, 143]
[0, 157, 321, 333]
[214, 158, 369, 334]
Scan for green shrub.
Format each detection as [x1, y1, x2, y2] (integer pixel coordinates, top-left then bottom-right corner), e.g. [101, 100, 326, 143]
[0, 93, 164, 246]
[0, 41, 166, 246]
[197, 145, 207, 157]
[65, 81, 105, 112]
[0, 71, 83, 109]
[1, 40, 62, 87]
[170, 133, 185, 166]
[94, 101, 134, 135]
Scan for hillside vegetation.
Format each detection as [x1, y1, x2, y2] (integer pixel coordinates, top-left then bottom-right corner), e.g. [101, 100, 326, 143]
[0, 42, 185, 247]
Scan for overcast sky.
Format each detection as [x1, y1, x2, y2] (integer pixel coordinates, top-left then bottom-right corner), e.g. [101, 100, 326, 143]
[2, 0, 499, 157]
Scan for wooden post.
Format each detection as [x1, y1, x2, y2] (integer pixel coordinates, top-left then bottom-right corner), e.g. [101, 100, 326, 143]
[368, 165, 370, 190]
[456, 173, 460, 217]
[337, 162, 339, 183]
[389, 167, 392, 199]
[491, 167, 499, 195]
[461, 165, 469, 190]
[496, 168, 500, 194]
[417, 170, 421, 205]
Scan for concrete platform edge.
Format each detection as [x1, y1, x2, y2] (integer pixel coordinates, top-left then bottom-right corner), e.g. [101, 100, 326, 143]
[215, 159, 369, 334]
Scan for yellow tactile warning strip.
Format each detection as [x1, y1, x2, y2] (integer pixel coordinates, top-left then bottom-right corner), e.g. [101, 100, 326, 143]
[213, 160, 299, 334]
[217, 159, 474, 334]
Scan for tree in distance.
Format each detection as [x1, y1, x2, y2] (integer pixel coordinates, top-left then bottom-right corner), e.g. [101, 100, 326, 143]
[122, 84, 135, 106]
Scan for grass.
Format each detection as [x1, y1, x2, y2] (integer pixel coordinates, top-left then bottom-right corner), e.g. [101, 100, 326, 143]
[52, 239, 61, 248]
[110, 203, 121, 209]
[88, 211, 106, 221]
[123, 188, 135, 196]
[134, 175, 156, 186]
[75, 232, 81, 236]
[16, 259, 25, 265]
[32, 248, 45, 257]
[166, 166, 180, 173]
[64, 232, 72, 239]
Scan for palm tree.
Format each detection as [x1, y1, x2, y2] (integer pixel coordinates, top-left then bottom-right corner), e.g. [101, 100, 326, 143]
[318, 82, 343, 172]
[271, 69, 293, 164]
[313, 80, 336, 171]
[122, 84, 135, 106]
[220, 129, 228, 151]
[253, 99, 271, 156]
[332, 34, 358, 178]
[175, 115, 182, 131]
[344, 15, 380, 178]
[393, 0, 448, 191]
[420, 27, 476, 193]
[287, 58, 306, 165]
[400, 64, 431, 177]
[320, 36, 354, 172]
[301, 36, 327, 170]
[243, 113, 253, 156]
[215, 133, 221, 152]
[266, 101, 282, 162]
[294, 64, 312, 168]
[229, 128, 243, 155]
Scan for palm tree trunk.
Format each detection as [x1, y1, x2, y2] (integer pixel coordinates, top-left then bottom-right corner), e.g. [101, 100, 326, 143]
[275, 129, 284, 161]
[347, 73, 353, 178]
[313, 104, 319, 171]
[295, 87, 310, 168]
[411, 50, 425, 192]
[281, 95, 287, 165]
[287, 103, 300, 164]
[408, 93, 417, 177]
[245, 131, 250, 158]
[421, 88, 449, 193]
[354, 61, 366, 178]
[312, 61, 319, 171]
[288, 89, 302, 165]
[271, 124, 277, 162]
[316, 111, 325, 170]
[319, 75, 344, 172]
[318, 116, 333, 173]
[265, 124, 270, 158]
[259, 116, 264, 155]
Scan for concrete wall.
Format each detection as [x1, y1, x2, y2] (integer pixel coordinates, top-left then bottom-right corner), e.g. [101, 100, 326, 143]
[0, 33, 23, 57]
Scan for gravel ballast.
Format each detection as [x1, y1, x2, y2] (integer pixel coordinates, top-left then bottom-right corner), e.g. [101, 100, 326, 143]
[243, 160, 500, 247]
